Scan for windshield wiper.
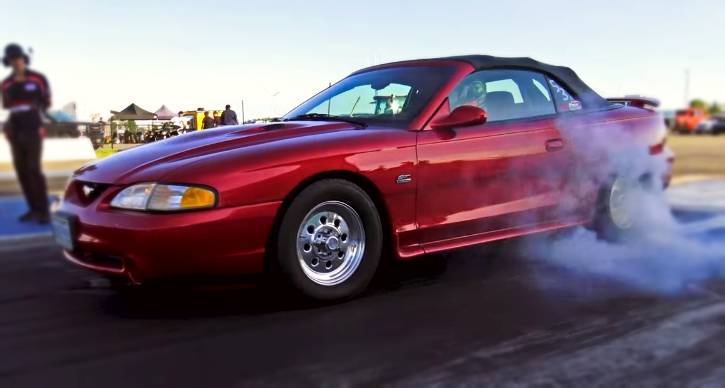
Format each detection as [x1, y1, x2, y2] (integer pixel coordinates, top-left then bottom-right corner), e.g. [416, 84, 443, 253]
[283, 113, 368, 128]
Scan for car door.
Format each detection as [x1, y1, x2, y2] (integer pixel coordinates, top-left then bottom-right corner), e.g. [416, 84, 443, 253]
[415, 69, 571, 252]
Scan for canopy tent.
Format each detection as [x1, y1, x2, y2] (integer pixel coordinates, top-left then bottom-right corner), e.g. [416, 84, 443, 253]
[154, 105, 177, 120]
[110, 103, 157, 120]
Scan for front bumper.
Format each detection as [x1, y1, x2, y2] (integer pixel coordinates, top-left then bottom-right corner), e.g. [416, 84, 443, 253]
[56, 184, 281, 283]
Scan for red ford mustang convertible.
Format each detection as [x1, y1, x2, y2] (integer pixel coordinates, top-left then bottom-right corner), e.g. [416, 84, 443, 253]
[53, 55, 673, 300]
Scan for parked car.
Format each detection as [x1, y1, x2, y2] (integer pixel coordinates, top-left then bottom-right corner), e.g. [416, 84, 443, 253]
[52, 55, 674, 301]
[694, 114, 725, 135]
[673, 107, 708, 134]
[45, 111, 105, 149]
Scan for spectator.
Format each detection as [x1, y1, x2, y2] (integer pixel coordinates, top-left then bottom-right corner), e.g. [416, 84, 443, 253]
[214, 111, 222, 127]
[202, 111, 215, 129]
[1, 43, 51, 224]
[221, 104, 239, 126]
[170, 111, 186, 131]
[98, 117, 110, 138]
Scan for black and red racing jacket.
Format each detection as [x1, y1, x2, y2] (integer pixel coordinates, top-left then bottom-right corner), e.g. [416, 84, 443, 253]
[1, 69, 51, 138]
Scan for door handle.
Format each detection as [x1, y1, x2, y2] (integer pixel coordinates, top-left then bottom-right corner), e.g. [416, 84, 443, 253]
[546, 139, 565, 152]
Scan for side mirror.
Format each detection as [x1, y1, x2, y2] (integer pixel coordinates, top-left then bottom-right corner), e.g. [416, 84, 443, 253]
[430, 105, 487, 130]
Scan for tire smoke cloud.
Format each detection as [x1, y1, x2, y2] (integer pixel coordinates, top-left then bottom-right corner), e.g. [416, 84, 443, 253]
[523, 112, 725, 294]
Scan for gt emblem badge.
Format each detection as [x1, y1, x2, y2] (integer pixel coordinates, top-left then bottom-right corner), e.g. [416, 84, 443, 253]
[82, 185, 95, 197]
[396, 174, 412, 184]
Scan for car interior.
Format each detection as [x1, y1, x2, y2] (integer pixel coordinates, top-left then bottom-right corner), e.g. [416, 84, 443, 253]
[448, 71, 557, 123]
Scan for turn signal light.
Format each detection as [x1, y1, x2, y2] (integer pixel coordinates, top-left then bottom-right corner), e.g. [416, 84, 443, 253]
[180, 187, 216, 208]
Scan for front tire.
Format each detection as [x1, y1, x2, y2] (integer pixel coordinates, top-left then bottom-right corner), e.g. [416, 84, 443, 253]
[276, 179, 383, 301]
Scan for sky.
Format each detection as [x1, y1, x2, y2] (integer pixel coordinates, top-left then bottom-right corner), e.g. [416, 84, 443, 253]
[1, 0, 723, 121]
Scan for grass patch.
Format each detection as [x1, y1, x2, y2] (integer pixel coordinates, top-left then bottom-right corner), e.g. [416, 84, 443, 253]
[96, 148, 119, 158]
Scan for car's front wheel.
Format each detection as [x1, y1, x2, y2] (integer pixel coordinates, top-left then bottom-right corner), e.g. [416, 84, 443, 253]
[276, 179, 382, 301]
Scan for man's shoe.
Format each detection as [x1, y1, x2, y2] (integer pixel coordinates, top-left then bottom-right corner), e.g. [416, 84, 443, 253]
[18, 211, 36, 222]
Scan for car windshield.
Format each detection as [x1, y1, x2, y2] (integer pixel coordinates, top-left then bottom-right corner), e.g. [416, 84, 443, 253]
[283, 65, 456, 128]
[47, 111, 75, 122]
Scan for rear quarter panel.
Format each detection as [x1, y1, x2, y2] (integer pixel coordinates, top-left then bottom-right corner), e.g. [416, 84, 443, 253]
[555, 106, 670, 209]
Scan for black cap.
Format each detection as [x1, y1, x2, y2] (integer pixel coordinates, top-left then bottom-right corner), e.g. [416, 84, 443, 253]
[3, 43, 28, 67]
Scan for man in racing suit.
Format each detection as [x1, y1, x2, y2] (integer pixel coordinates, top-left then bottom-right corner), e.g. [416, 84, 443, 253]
[1, 44, 51, 224]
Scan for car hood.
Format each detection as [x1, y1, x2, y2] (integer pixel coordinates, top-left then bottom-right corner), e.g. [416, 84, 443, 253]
[72, 121, 357, 184]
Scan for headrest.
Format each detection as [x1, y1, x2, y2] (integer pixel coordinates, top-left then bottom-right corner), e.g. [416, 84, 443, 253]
[484, 92, 517, 121]
[485, 91, 515, 107]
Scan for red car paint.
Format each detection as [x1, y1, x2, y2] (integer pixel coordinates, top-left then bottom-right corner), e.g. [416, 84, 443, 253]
[56, 58, 673, 283]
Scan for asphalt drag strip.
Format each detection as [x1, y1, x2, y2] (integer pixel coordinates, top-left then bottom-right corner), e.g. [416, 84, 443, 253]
[0, 186, 724, 386]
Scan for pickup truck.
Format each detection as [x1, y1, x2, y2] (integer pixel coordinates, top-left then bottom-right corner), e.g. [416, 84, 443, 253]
[673, 108, 708, 134]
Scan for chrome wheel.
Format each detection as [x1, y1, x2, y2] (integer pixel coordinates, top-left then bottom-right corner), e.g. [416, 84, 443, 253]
[609, 177, 633, 230]
[296, 201, 365, 286]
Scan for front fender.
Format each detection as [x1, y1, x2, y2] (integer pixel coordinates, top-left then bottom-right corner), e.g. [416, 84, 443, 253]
[158, 129, 421, 254]
[159, 129, 415, 206]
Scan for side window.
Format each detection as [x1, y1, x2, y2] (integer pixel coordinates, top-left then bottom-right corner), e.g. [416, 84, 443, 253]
[545, 76, 581, 112]
[532, 79, 551, 102]
[448, 70, 556, 123]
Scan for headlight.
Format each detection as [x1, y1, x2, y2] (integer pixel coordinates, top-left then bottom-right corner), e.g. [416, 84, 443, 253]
[110, 183, 217, 211]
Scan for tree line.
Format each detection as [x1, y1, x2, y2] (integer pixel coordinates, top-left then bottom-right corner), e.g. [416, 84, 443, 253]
[689, 99, 722, 115]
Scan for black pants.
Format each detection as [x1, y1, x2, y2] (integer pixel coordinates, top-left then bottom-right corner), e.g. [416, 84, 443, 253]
[9, 135, 49, 217]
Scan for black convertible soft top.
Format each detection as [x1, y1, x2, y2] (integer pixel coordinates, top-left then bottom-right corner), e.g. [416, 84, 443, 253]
[362, 55, 610, 109]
